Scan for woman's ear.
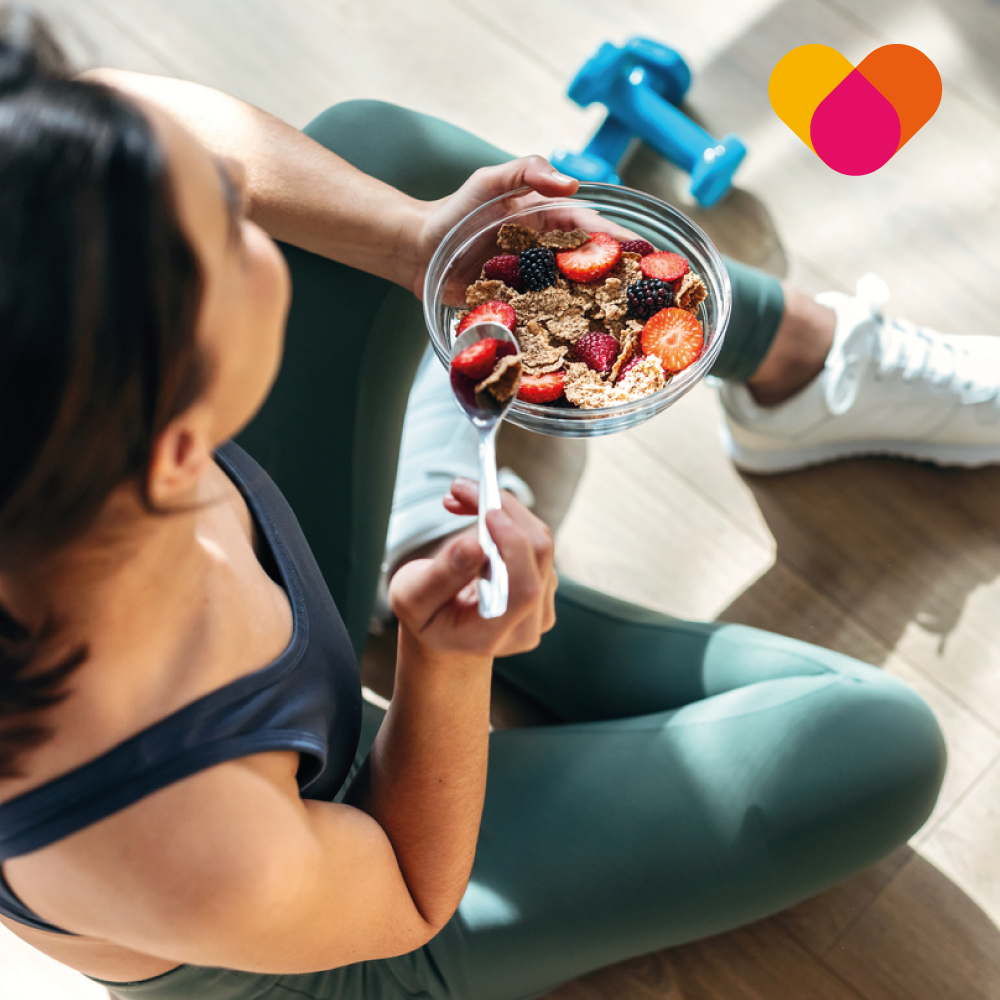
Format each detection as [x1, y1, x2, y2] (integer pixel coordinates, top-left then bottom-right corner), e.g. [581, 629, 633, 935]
[146, 408, 215, 506]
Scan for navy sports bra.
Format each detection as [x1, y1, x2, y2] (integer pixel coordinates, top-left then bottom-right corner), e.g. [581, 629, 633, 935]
[0, 442, 363, 935]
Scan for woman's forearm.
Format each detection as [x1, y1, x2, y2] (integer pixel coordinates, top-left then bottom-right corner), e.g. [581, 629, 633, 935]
[82, 69, 426, 289]
[344, 627, 493, 930]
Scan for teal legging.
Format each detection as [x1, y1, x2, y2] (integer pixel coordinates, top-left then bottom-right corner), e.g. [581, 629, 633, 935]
[93, 101, 944, 1000]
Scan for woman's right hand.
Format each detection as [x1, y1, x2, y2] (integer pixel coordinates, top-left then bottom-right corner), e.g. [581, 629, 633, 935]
[388, 478, 557, 660]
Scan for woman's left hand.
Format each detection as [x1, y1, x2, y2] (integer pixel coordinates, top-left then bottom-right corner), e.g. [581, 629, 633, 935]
[407, 155, 579, 299]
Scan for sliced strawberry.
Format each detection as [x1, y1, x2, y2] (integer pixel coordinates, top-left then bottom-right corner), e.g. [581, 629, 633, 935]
[452, 338, 501, 381]
[456, 300, 517, 338]
[640, 251, 690, 284]
[641, 308, 704, 373]
[517, 371, 565, 404]
[555, 232, 622, 284]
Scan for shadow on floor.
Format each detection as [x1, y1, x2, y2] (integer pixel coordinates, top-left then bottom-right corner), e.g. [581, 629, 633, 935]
[719, 459, 1000, 667]
[540, 848, 1000, 1000]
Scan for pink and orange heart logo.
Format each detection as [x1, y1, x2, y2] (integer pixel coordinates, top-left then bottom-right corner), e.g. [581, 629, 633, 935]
[769, 44, 942, 175]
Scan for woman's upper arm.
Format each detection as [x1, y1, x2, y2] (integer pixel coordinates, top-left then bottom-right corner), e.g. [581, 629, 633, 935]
[5, 755, 438, 973]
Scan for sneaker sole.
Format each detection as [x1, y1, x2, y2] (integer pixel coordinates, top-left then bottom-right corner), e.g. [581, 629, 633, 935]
[719, 424, 1000, 474]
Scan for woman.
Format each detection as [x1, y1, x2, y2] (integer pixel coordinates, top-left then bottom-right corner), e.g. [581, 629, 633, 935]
[0, 9, 945, 1000]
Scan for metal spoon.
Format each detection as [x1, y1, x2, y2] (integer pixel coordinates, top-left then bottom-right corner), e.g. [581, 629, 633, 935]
[448, 321, 523, 619]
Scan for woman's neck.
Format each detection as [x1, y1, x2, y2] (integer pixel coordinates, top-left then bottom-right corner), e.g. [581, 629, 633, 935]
[0, 462, 247, 715]
[0, 457, 294, 796]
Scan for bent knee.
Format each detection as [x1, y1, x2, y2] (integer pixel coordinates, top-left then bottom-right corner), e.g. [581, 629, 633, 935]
[774, 670, 946, 867]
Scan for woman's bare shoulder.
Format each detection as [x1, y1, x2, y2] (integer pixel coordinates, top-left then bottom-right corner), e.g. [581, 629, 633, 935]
[4, 749, 434, 974]
[5, 749, 303, 942]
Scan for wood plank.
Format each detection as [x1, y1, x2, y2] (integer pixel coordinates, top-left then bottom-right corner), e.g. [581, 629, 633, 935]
[626, 382, 778, 547]
[714, 460, 1000, 733]
[5, 4, 1000, 1000]
[84, 0, 606, 152]
[552, 429, 776, 622]
[543, 916, 866, 1000]
[464, 0, 1000, 343]
[714, 561, 1000, 839]
[774, 847, 913, 959]
[31, 0, 172, 74]
[883, 658, 1000, 846]
[456, 0, 815, 80]
[829, 0, 1000, 121]
[920, 755, 1000, 928]
[827, 852, 1000, 1000]
[682, 0, 1000, 339]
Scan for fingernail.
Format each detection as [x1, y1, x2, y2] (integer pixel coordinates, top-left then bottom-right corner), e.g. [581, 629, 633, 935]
[453, 477, 477, 490]
[550, 170, 576, 184]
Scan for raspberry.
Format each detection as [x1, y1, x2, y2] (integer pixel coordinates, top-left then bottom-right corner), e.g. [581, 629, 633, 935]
[575, 331, 619, 374]
[483, 254, 524, 291]
[618, 353, 644, 379]
[626, 278, 674, 320]
[619, 239, 656, 257]
[518, 247, 558, 291]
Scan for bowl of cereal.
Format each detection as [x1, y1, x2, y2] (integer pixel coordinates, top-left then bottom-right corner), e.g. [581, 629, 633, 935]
[422, 182, 731, 438]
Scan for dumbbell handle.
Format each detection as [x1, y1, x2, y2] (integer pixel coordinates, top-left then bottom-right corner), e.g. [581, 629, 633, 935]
[618, 69, 714, 172]
[604, 69, 747, 206]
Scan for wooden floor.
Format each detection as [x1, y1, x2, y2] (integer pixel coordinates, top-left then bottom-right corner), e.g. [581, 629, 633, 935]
[4, 0, 1000, 997]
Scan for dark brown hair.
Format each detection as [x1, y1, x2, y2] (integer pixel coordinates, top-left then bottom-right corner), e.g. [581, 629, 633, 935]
[0, 6, 208, 776]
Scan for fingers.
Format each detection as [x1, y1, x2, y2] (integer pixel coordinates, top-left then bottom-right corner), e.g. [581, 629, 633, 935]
[519, 156, 580, 198]
[470, 155, 579, 203]
[442, 478, 478, 517]
[398, 478, 556, 656]
[484, 507, 542, 619]
[389, 534, 484, 632]
[446, 478, 553, 582]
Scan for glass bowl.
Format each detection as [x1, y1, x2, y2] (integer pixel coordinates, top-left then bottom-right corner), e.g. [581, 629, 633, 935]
[423, 182, 731, 438]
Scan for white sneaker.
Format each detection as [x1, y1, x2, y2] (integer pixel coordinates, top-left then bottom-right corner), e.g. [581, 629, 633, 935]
[716, 273, 1000, 474]
[370, 345, 535, 631]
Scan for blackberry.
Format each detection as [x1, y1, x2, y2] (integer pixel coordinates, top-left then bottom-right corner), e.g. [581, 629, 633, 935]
[626, 278, 674, 320]
[518, 247, 558, 291]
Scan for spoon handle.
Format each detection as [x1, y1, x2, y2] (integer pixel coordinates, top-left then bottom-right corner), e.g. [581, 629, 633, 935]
[476, 426, 508, 619]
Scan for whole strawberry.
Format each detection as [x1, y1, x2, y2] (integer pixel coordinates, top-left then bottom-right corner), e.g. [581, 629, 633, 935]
[483, 254, 524, 291]
[575, 331, 619, 374]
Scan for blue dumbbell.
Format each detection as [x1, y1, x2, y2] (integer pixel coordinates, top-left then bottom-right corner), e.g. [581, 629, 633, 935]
[552, 38, 747, 207]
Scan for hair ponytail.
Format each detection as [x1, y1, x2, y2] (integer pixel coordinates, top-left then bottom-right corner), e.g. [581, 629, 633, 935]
[0, 606, 85, 778]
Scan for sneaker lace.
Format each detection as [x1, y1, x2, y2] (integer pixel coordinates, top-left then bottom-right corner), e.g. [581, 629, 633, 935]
[876, 317, 953, 383]
[858, 273, 1000, 404]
